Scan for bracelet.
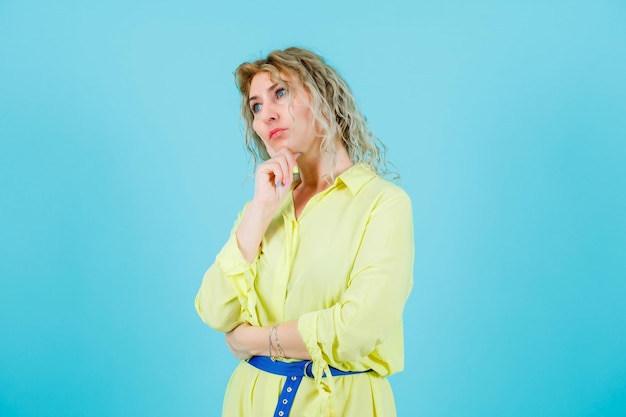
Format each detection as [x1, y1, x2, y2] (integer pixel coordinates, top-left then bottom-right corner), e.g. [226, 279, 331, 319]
[273, 324, 286, 358]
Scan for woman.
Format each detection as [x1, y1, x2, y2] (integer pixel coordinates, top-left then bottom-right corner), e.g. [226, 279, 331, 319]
[195, 47, 414, 417]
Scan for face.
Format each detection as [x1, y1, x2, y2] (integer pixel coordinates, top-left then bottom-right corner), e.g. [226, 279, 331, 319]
[248, 71, 316, 156]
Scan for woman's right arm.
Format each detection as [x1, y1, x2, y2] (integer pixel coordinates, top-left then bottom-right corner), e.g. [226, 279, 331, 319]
[196, 148, 299, 332]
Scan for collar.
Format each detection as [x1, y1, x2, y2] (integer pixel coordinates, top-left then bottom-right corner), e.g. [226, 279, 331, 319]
[335, 162, 376, 195]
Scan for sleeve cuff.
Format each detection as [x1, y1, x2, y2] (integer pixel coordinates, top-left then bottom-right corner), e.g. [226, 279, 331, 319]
[215, 232, 261, 326]
[215, 231, 259, 276]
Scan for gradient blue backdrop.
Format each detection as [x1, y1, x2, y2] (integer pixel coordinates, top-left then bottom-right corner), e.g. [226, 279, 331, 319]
[1, 1, 625, 416]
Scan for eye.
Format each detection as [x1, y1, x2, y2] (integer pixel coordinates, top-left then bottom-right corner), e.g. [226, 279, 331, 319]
[276, 87, 287, 99]
[251, 103, 262, 113]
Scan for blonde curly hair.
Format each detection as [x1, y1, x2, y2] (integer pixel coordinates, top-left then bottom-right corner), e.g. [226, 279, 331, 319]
[235, 47, 397, 180]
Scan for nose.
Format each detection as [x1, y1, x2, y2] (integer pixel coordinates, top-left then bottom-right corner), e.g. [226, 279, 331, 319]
[261, 101, 279, 124]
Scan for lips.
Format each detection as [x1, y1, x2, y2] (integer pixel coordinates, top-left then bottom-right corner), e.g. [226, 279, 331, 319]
[269, 128, 287, 140]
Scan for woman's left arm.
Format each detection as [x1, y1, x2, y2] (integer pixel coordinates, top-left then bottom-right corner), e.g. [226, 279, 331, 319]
[225, 321, 311, 360]
[297, 188, 414, 367]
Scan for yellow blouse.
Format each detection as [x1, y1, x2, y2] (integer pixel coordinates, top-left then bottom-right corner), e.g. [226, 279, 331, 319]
[195, 163, 414, 417]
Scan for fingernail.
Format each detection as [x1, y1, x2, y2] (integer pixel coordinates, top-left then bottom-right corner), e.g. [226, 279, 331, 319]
[276, 181, 282, 187]
[296, 152, 303, 159]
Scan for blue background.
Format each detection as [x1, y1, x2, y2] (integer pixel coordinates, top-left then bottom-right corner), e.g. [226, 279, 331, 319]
[1, 1, 625, 416]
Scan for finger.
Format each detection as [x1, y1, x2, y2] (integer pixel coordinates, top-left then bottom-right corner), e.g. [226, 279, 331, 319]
[273, 149, 300, 187]
[265, 153, 291, 187]
[276, 155, 291, 187]
[257, 160, 283, 187]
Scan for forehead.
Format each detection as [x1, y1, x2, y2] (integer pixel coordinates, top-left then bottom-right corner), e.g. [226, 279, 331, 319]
[249, 72, 275, 94]
[249, 71, 299, 96]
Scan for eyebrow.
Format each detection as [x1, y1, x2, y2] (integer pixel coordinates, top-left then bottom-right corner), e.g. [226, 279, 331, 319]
[248, 83, 279, 104]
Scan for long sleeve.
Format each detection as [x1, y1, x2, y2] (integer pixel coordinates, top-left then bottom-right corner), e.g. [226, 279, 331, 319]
[195, 206, 262, 332]
[297, 186, 414, 375]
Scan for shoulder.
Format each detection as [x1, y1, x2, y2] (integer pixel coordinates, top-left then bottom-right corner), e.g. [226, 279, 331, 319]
[340, 164, 412, 212]
[367, 173, 409, 197]
[354, 165, 410, 200]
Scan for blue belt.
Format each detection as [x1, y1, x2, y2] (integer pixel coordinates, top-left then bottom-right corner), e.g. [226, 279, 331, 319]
[247, 356, 369, 417]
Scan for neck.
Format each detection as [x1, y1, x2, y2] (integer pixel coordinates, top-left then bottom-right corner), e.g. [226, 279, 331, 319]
[296, 144, 353, 191]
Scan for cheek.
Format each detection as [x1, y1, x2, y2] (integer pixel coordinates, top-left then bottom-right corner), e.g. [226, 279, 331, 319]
[251, 119, 272, 152]
[298, 109, 315, 134]
[291, 105, 310, 127]
[252, 118, 262, 136]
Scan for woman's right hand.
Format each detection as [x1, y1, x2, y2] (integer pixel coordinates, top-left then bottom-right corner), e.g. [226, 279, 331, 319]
[252, 147, 300, 213]
[235, 147, 300, 263]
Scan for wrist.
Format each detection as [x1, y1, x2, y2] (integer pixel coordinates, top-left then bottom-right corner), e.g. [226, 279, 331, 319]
[253, 326, 272, 357]
[247, 199, 278, 221]
[268, 324, 286, 360]
[236, 202, 275, 263]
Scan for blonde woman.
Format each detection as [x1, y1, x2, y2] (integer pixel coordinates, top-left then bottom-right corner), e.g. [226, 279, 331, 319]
[195, 47, 414, 417]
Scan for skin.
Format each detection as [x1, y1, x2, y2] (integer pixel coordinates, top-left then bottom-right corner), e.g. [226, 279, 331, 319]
[224, 71, 354, 360]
